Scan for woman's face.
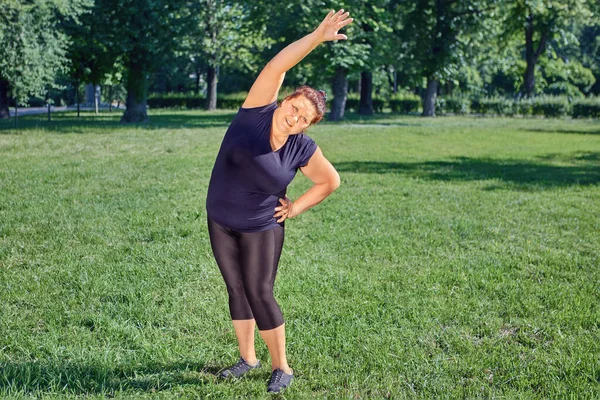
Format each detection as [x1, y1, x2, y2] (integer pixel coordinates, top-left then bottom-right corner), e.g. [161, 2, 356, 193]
[276, 95, 317, 135]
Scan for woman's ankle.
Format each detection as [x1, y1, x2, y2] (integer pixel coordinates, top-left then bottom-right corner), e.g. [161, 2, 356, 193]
[242, 355, 259, 366]
[273, 365, 292, 375]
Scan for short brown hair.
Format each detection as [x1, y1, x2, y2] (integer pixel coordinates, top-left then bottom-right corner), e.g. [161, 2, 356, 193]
[283, 85, 327, 125]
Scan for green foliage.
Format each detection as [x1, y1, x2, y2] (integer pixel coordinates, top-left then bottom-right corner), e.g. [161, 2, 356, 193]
[530, 96, 572, 117]
[185, 1, 274, 76]
[572, 97, 600, 118]
[545, 82, 585, 98]
[470, 95, 582, 118]
[388, 93, 420, 113]
[515, 98, 534, 116]
[438, 96, 471, 115]
[0, 0, 92, 105]
[541, 57, 595, 96]
[471, 97, 515, 115]
[342, 93, 385, 113]
[402, 0, 498, 81]
[500, 0, 595, 96]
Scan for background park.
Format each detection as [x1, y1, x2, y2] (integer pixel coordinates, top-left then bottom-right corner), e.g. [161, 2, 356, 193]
[1, 0, 599, 398]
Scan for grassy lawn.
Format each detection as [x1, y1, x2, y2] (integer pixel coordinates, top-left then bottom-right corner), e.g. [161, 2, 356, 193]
[1, 110, 599, 398]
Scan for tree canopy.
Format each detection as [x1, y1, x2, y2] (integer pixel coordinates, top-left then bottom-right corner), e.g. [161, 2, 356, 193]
[1, 0, 598, 121]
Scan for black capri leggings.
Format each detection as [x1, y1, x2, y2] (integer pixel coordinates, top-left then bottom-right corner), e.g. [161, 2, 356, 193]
[207, 217, 285, 331]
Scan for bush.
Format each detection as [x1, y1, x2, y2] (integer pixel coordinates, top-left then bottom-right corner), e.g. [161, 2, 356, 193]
[530, 96, 571, 117]
[442, 96, 470, 115]
[344, 95, 359, 112]
[217, 93, 246, 109]
[147, 94, 191, 109]
[373, 98, 385, 113]
[389, 94, 420, 113]
[572, 97, 600, 118]
[471, 97, 514, 116]
[515, 98, 533, 116]
[340, 95, 384, 113]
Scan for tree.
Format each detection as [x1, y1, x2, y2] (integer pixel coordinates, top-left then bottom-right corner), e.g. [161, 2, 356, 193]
[402, 0, 498, 116]
[351, 1, 394, 115]
[89, 0, 192, 123]
[243, 0, 367, 121]
[61, 0, 117, 116]
[186, 0, 273, 110]
[501, 0, 594, 97]
[0, 0, 92, 121]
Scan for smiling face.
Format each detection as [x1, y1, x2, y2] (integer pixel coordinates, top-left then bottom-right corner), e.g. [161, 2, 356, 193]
[275, 95, 317, 136]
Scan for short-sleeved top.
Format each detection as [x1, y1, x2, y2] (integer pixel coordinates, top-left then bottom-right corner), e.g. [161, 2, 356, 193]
[206, 101, 317, 232]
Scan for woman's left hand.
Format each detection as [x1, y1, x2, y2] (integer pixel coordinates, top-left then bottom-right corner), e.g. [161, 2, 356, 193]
[274, 197, 297, 223]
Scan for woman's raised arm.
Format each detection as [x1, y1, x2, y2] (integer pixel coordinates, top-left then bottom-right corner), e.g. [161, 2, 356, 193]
[242, 9, 353, 108]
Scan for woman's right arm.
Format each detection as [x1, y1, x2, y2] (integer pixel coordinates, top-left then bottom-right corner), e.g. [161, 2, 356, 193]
[242, 9, 352, 108]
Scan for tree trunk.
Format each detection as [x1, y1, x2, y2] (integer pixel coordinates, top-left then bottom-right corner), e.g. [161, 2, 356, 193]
[206, 65, 217, 111]
[329, 67, 348, 121]
[523, 13, 536, 98]
[13, 87, 18, 129]
[94, 85, 100, 115]
[522, 9, 548, 98]
[76, 78, 80, 118]
[423, 78, 439, 117]
[109, 86, 113, 112]
[121, 62, 148, 123]
[358, 71, 373, 115]
[0, 78, 9, 119]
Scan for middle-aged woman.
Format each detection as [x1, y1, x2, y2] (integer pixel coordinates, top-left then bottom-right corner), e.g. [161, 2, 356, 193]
[206, 9, 353, 394]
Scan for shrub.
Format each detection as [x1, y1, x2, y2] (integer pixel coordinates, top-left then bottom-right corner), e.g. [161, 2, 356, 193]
[147, 94, 191, 109]
[443, 96, 470, 115]
[471, 97, 514, 116]
[344, 94, 359, 112]
[372, 98, 385, 113]
[515, 98, 533, 116]
[389, 94, 420, 113]
[572, 97, 600, 118]
[530, 96, 571, 117]
[435, 97, 446, 114]
[217, 93, 246, 109]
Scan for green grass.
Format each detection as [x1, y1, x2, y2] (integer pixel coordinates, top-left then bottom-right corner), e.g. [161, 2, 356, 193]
[1, 110, 599, 398]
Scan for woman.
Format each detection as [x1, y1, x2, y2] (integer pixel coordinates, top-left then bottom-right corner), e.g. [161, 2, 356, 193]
[206, 9, 352, 394]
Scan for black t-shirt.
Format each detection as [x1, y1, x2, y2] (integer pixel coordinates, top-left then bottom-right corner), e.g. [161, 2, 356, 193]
[206, 101, 317, 232]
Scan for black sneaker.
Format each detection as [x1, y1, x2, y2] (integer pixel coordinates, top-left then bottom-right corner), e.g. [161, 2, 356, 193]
[219, 357, 261, 379]
[267, 368, 293, 393]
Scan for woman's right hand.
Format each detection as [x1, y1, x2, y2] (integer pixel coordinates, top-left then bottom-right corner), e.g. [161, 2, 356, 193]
[314, 9, 353, 43]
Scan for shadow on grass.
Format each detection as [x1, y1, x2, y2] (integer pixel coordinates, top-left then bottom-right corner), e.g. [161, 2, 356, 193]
[334, 153, 600, 189]
[0, 111, 236, 134]
[0, 359, 254, 396]
[524, 127, 600, 135]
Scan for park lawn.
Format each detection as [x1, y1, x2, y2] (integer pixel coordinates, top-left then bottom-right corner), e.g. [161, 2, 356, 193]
[0, 110, 599, 398]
